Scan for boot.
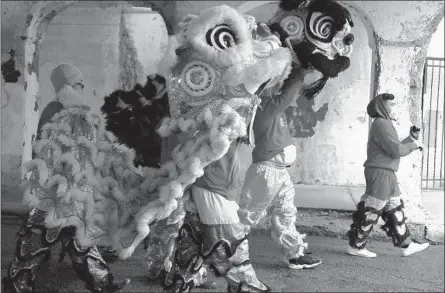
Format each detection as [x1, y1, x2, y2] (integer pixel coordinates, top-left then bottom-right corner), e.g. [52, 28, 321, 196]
[3, 208, 59, 293]
[66, 238, 130, 293]
[347, 201, 380, 257]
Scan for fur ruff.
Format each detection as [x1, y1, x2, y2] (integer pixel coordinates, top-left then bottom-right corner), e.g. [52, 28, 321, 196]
[55, 85, 87, 108]
[222, 46, 292, 89]
[117, 102, 247, 259]
[183, 5, 253, 69]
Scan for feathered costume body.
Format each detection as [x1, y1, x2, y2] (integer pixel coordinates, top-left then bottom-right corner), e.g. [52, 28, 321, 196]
[21, 4, 292, 260]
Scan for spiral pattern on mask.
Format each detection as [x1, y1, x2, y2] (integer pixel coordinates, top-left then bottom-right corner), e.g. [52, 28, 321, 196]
[307, 12, 334, 42]
[181, 61, 216, 97]
[280, 15, 304, 38]
[207, 25, 236, 51]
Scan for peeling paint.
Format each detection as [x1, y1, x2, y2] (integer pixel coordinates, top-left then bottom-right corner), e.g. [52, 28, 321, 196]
[372, 31, 382, 97]
[31, 134, 35, 142]
[25, 14, 32, 27]
[24, 82, 27, 91]
[285, 95, 329, 138]
[45, 10, 58, 22]
[356, 116, 367, 123]
[33, 100, 38, 112]
[27, 48, 39, 78]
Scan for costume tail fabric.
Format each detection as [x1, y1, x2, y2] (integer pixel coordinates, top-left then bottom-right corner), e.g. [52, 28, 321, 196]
[20, 106, 157, 253]
[21, 100, 249, 259]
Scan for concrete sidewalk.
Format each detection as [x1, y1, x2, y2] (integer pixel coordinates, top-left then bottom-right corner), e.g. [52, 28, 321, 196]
[1, 185, 443, 243]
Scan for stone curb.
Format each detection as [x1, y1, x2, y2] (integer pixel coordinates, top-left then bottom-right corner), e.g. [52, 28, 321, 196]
[2, 204, 443, 245]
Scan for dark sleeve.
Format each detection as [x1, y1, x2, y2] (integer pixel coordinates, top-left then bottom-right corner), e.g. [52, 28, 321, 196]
[372, 119, 417, 158]
[36, 102, 64, 140]
[262, 67, 306, 118]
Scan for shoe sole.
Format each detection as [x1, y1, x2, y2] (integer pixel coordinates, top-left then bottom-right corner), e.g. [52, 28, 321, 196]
[402, 243, 430, 257]
[347, 251, 377, 258]
[288, 261, 322, 270]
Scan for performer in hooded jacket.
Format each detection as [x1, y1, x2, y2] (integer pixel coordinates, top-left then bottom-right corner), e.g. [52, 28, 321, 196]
[347, 93, 429, 258]
[3, 64, 130, 293]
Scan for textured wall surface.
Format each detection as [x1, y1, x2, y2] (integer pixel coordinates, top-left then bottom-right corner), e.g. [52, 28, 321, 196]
[1, 1, 444, 224]
[1, 1, 168, 203]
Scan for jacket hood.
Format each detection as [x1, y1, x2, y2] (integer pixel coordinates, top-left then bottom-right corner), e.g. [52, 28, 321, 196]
[367, 93, 391, 120]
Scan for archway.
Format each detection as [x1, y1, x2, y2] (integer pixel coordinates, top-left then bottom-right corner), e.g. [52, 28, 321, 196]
[20, 1, 169, 178]
[236, 1, 376, 188]
[21, 1, 77, 174]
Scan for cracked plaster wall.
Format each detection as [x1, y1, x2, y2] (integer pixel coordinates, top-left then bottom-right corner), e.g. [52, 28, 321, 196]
[1, 1, 168, 203]
[1, 1, 443, 224]
[168, 1, 444, 223]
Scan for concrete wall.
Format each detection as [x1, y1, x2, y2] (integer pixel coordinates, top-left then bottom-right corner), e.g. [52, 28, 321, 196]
[38, 2, 123, 114]
[234, 2, 373, 187]
[1, 1, 444, 224]
[165, 0, 444, 223]
[1, 1, 168, 203]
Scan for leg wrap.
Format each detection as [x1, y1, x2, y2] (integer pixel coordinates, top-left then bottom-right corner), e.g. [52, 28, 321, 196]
[225, 239, 270, 293]
[3, 208, 60, 293]
[164, 222, 207, 293]
[348, 201, 380, 249]
[145, 220, 183, 281]
[66, 239, 128, 293]
[381, 201, 411, 248]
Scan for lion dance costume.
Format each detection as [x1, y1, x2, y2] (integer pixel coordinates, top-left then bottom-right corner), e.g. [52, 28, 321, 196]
[4, 4, 294, 293]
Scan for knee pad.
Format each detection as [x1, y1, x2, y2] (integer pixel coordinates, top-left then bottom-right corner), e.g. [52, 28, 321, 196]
[381, 201, 410, 247]
[348, 201, 380, 249]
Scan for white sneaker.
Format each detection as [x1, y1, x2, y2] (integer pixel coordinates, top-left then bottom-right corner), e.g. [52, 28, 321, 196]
[401, 242, 430, 257]
[347, 246, 377, 258]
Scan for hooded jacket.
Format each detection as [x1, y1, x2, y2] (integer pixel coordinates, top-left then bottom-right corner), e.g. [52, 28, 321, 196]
[363, 94, 417, 172]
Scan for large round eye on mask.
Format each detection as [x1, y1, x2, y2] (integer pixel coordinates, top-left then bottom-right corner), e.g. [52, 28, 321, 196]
[206, 24, 237, 51]
[307, 12, 335, 43]
[280, 15, 304, 39]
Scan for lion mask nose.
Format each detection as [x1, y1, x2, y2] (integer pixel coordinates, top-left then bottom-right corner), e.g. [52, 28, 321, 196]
[344, 33, 354, 45]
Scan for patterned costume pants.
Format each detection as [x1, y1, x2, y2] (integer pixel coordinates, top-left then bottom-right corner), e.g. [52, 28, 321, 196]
[238, 163, 307, 260]
[159, 185, 269, 293]
[3, 208, 128, 293]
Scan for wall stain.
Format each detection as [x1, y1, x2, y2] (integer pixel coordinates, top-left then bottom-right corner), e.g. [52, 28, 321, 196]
[285, 95, 329, 138]
[25, 14, 33, 27]
[356, 116, 367, 123]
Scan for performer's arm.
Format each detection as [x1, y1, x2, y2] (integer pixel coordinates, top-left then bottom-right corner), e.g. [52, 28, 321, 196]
[266, 67, 307, 117]
[373, 119, 418, 158]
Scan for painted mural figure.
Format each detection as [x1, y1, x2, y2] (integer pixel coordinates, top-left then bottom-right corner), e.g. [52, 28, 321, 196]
[3, 64, 130, 293]
[238, 0, 355, 270]
[347, 93, 429, 258]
